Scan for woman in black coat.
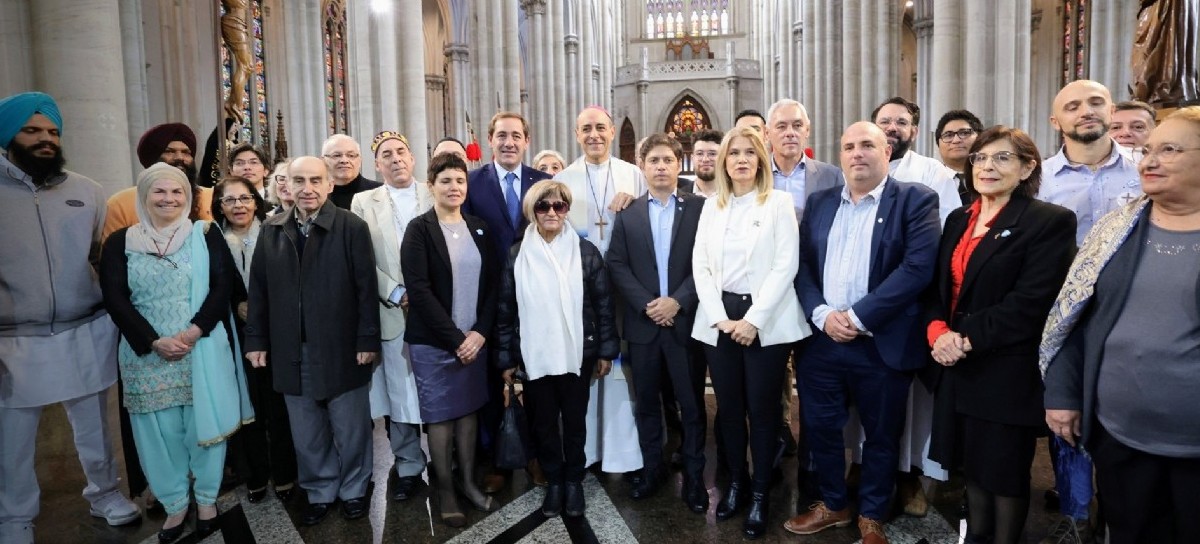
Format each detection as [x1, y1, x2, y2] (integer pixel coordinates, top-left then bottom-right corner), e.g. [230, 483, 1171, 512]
[496, 179, 618, 519]
[399, 153, 497, 525]
[924, 126, 1076, 544]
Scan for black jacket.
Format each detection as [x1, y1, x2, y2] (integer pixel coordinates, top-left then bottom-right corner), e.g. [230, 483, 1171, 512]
[244, 201, 381, 399]
[100, 224, 238, 356]
[495, 237, 619, 371]
[400, 209, 498, 351]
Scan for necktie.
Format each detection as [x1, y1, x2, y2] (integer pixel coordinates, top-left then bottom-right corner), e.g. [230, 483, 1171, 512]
[504, 172, 521, 228]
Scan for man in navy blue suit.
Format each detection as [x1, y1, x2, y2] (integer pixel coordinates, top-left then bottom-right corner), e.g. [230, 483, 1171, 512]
[461, 111, 552, 491]
[784, 122, 940, 544]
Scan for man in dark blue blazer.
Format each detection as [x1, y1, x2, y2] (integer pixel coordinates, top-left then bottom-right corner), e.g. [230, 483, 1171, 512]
[784, 122, 940, 543]
[460, 111, 552, 492]
[607, 134, 706, 511]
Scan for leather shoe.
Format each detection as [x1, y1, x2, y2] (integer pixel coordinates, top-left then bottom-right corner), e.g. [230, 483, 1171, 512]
[715, 481, 746, 520]
[247, 487, 268, 503]
[527, 459, 548, 487]
[629, 469, 666, 499]
[301, 502, 331, 526]
[858, 515, 890, 544]
[342, 496, 369, 520]
[275, 486, 295, 503]
[743, 491, 769, 540]
[542, 483, 563, 517]
[564, 481, 585, 517]
[783, 502, 852, 535]
[482, 473, 507, 494]
[157, 522, 186, 544]
[683, 476, 709, 514]
[391, 475, 424, 501]
[195, 505, 220, 535]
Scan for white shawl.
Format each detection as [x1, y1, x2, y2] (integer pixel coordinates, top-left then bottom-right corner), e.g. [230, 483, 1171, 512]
[515, 222, 584, 381]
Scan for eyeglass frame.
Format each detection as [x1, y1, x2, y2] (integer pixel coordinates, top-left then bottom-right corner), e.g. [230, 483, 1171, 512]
[967, 151, 1021, 167]
[533, 200, 570, 214]
[939, 128, 978, 143]
[219, 194, 257, 206]
[323, 152, 361, 161]
[1137, 143, 1200, 163]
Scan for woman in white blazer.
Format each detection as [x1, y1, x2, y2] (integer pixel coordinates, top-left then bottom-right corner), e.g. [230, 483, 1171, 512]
[691, 127, 811, 539]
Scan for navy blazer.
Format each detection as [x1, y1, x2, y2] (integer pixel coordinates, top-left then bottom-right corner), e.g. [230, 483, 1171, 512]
[607, 191, 703, 345]
[462, 163, 552, 268]
[795, 177, 941, 371]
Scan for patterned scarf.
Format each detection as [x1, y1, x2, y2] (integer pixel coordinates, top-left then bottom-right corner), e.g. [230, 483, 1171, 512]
[1039, 196, 1151, 376]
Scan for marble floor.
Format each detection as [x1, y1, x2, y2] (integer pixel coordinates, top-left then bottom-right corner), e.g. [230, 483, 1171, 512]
[29, 391, 1068, 543]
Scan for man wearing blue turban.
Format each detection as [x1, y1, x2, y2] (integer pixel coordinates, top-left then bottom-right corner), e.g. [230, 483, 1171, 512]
[0, 92, 141, 544]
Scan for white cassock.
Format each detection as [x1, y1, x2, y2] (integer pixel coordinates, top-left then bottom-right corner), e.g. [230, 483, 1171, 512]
[555, 155, 647, 473]
[841, 150, 957, 481]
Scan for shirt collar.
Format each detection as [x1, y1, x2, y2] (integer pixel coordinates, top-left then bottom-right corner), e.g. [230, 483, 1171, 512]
[1048, 139, 1125, 175]
[648, 191, 677, 207]
[771, 155, 807, 176]
[840, 177, 888, 203]
[494, 161, 520, 181]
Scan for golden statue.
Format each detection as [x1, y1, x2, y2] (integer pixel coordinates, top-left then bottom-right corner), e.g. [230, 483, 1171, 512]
[1130, 0, 1199, 106]
[222, 0, 253, 124]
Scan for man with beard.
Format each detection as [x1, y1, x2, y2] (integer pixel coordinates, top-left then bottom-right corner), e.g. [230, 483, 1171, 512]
[689, 129, 722, 199]
[872, 97, 961, 225]
[0, 92, 141, 544]
[933, 109, 984, 204]
[103, 122, 213, 239]
[1038, 80, 1141, 245]
[323, 134, 381, 209]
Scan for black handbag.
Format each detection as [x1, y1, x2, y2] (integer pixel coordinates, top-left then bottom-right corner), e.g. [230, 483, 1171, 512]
[494, 382, 533, 470]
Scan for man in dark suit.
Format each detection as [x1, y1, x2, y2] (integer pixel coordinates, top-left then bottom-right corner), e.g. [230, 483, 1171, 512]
[607, 134, 707, 510]
[245, 156, 381, 526]
[784, 122, 940, 544]
[461, 111, 552, 491]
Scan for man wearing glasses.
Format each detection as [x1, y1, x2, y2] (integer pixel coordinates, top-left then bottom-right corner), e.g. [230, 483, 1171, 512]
[933, 110, 984, 204]
[872, 97, 961, 226]
[322, 134, 381, 209]
[228, 142, 270, 198]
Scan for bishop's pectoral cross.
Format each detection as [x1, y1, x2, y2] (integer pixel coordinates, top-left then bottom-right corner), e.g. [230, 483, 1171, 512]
[595, 215, 609, 240]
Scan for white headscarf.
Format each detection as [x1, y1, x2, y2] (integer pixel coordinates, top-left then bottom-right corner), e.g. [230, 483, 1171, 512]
[126, 162, 194, 256]
[514, 221, 584, 380]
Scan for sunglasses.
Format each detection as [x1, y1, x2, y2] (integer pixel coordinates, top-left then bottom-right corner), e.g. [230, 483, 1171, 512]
[534, 200, 570, 214]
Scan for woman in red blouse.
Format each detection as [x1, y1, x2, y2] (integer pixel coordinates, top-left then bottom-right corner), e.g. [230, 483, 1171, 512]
[923, 126, 1077, 544]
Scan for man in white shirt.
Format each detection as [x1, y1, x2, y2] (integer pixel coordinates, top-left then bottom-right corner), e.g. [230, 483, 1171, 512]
[872, 97, 961, 225]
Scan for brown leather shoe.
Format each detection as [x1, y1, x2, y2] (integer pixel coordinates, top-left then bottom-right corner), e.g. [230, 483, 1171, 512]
[526, 459, 548, 487]
[858, 515, 889, 544]
[896, 474, 928, 517]
[482, 473, 506, 494]
[782, 502, 852, 535]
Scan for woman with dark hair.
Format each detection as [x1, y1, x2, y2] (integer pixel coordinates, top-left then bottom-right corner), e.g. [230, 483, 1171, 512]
[399, 153, 497, 525]
[1044, 107, 1200, 543]
[925, 126, 1076, 544]
[496, 179, 618, 519]
[211, 176, 298, 504]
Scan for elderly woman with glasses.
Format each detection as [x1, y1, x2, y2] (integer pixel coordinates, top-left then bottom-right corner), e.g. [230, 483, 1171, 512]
[1044, 106, 1200, 544]
[923, 126, 1077, 544]
[496, 179, 617, 519]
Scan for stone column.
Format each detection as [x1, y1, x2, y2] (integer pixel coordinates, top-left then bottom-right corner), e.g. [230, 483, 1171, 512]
[929, 0, 963, 140]
[446, 43, 470, 140]
[426, 74, 446, 143]
[397, 0, 428, 177]
[524, 0, 546, 153]
[841, 1, 863, 123]
[565, 34, 581, 130]
[792, 20, 803, 100]
[549, 0, 569, 155]
[502, 0, 522, 111]
[638, 80, 650, 139]
[913, 0, 934, 155]
[1088, 0, 1139, 101]
[30, 0, 132, 194]
[282, 0, 327, 161]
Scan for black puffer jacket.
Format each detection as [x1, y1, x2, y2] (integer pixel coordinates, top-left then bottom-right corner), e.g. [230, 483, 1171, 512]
[495, 237, 619, 372]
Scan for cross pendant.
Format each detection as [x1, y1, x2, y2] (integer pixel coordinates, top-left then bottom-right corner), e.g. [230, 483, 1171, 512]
[595, 216, 609, 240]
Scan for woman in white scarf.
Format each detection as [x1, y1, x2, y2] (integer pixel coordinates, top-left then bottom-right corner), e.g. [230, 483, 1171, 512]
[495, 180, 619, 519]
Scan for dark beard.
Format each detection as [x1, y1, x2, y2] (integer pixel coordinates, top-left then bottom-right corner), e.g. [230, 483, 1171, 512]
[1065, 127, 1107, 144]
[696, 168, 716, 182]
[168, 160, 199, 186]
[7, 141, 66, 185]
[889, 138, 912, 161]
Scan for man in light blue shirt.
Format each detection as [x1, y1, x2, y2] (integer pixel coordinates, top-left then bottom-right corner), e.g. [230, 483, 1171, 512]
[1038, 80, 1141, 245]
[766, 99, 844, 223]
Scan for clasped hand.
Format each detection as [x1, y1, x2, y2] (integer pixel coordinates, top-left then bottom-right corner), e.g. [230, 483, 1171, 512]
[931, 331, 972, 366]
[152, 324, 204, 361]
[646, 297, 679, 327]
[456, 331, 486, 364]
[717, 319, 757, 346]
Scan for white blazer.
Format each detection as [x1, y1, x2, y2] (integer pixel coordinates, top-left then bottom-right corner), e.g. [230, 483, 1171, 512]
[691, 189, 811, 347]
[350, 183, 433, 341]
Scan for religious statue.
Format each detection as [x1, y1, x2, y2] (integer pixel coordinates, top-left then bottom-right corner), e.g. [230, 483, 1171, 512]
[222, 0, 254, 124]
[1130, 0, 1199, 106]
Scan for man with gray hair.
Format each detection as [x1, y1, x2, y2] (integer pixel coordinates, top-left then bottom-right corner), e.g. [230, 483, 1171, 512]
[322, 134, 381, 209]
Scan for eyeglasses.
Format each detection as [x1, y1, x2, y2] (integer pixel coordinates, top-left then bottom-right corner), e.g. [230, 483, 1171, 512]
[939, 129, 977, 143]
[967, 151, 1020, 167]
[692, 151, 718, 159]
[323, 152, 360, 161]
[219, 195, 256, 206]
[1137, 143, 1200, 163]
[533, 200, 570, 214]
[876, 118, 912, 129]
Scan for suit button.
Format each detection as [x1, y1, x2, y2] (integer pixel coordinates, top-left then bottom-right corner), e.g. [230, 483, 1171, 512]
[741, 295, 748, 301]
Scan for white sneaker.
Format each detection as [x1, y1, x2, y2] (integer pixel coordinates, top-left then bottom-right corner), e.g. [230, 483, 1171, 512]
[89, 491, 142, 526]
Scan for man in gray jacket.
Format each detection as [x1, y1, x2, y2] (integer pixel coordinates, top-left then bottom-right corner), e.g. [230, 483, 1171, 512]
[0, 92, 140, 544]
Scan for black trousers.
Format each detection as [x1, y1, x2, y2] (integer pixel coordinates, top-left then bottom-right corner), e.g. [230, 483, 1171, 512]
[704, 292, 789, 490]
[524, 358, 596, 484]
[1092, 423, 1200, 544]
[231, 359, 298, 490]
[630, 334, 706, 478]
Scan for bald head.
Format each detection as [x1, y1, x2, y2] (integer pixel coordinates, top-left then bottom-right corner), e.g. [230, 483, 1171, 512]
[839, 122, 891, 188]
[575, 106, 616, 164]
[1051, 80, 1114, 144]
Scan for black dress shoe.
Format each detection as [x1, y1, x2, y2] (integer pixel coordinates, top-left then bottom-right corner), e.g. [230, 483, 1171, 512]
[629, 470, 666, 499]
[391, 476, 424, 501]
[743, 491, 769, 539]
[275, 487, 294, 503]
[247, 487, 268, 503]
[301, 502, 331, 526]
[342, 496, 369, 520]
[716, 481, 746, 520]
[683, 476, 709, 514]
[195, 509, 221, 536]
[542, 483, 564, 517]
[564, 481, 585, 518]
[157, 522, 186, 544]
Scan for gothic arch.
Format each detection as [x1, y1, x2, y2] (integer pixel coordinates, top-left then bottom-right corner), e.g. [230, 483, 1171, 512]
[618, 117, 637, 164]
[655, 89, 719, 135]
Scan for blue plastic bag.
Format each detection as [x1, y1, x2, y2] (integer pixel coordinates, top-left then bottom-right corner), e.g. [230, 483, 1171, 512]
[1052, 435, 1093, 520]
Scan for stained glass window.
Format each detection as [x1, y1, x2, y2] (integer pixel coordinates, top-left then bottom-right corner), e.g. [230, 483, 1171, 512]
[220, 0, 270, 146]
[645, 0, 730, 39]
[1061, 0, 1089, 85]
[667, 97, 710, 135]
[324, 0, 349, 135]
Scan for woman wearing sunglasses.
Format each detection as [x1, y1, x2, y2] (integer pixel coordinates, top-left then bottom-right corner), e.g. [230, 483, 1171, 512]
[496, 179, 618, 519]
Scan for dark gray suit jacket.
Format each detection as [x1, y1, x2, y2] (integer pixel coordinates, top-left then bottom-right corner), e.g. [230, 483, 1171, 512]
[607, 190, 703, 345]
[774, 157, 844, 222]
